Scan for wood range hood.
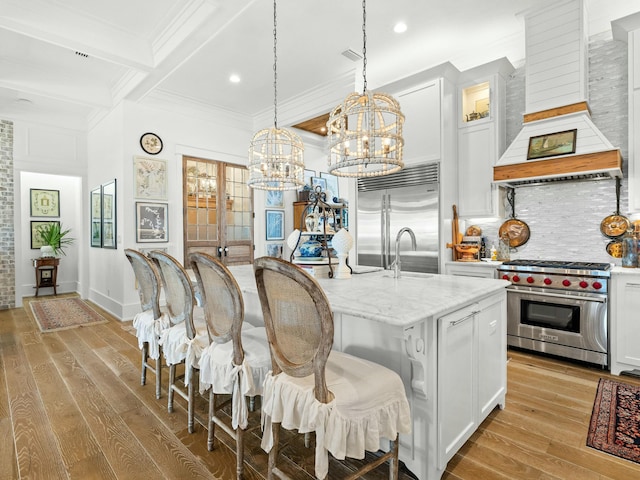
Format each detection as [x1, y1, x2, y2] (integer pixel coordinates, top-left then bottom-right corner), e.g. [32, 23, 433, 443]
[493, 0, 623, 187]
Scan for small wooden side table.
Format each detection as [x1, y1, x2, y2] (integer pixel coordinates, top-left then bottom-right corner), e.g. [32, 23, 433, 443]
[33, 257, 59, 296]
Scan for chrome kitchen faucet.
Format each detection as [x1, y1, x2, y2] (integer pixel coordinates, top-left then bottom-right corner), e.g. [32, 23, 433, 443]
[392, 227, 417, 278]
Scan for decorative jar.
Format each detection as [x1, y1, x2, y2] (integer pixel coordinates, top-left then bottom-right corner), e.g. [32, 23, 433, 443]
[304, 212, 319, 232]
[299, 239, 323, 258]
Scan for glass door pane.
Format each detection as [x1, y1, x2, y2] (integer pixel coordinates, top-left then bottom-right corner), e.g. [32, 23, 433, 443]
[183, 157, 253, 265]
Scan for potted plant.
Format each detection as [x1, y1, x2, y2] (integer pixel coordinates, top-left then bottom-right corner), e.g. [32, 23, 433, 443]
[37, 223, 75, 257]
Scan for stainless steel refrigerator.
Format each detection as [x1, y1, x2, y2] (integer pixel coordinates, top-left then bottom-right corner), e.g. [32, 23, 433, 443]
[356, 163, 439, 274]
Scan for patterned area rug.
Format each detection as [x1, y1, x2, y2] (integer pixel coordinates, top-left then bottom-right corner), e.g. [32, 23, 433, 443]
[587, 378, 640, 464]
[30, 297, 108, 332]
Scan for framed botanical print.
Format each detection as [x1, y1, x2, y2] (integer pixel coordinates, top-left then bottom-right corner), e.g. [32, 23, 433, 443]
[30, 189, 60, 217]
[134, 156, 168, 200]
[31, 221, 59, 249]
[265, 210, 284, 241]
[265, 183, 284, 207]
[136, 202, 169, 243]
[102, 179, 117, 249]
[90, 186, 102, 247]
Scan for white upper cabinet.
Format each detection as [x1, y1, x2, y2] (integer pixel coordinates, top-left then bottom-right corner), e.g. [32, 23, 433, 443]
[396, 80, 442, 167]
[456, 58, 513, 218]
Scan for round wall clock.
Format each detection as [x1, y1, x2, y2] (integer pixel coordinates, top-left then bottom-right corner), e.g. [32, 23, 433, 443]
[140, 132, 163, 155]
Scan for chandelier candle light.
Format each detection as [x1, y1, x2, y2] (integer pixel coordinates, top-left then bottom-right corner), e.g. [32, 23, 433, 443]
[248, 0, 304, 191]
[327, 0, 405, 178]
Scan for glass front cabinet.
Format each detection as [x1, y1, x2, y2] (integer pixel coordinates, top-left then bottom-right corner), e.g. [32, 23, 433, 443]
[457, 58, 514, 218]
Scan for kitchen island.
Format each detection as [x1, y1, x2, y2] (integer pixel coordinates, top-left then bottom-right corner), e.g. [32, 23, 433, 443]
[227, 265, 510, 480]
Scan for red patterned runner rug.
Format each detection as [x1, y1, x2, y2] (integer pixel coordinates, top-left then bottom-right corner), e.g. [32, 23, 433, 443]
[29, 297, 108, 332]
[587, 378, 640, 464]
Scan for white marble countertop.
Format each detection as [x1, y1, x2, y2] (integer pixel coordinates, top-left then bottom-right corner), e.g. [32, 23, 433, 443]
[229, 264, 509, 327]
[611, 265, 640, 275]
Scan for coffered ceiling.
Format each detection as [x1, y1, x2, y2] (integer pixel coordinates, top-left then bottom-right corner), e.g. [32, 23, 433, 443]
[0, 0, 637, 128]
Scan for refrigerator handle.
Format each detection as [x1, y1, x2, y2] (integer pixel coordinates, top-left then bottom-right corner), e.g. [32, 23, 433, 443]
[382, 193, 391, 269]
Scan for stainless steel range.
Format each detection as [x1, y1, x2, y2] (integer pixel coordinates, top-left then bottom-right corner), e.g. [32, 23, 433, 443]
[497, 260, 611, 367]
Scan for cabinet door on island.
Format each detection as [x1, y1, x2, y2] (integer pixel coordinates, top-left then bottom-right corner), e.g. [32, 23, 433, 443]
[437, 291, 506, 469]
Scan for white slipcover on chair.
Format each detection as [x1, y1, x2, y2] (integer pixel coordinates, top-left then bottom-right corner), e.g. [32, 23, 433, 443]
[190, 252, 271, 479]
[148, 250, 208, 433]
[125, 248, 169, 399]
[254, 257, 412, 480]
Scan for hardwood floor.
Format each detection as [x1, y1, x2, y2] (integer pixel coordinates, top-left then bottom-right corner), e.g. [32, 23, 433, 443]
[2, 295, 640, 479]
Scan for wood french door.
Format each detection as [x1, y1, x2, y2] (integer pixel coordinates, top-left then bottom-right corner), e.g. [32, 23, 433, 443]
[183, 156, 254, 265]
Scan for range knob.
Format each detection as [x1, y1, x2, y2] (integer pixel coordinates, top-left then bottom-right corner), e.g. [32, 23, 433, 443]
[544, 278, 553, 285]
[593, 281, 603, 290]
[512, 275, 521, 282]
[526, 276, 535, 284]
[502, 274, 509, 280]
[579, 280, 589, 289]
[562, 279, 571, 287]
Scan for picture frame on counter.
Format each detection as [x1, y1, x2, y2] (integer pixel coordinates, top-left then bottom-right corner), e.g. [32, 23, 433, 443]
[30, 188, 60, 217]
[310, 176, 327, 192]
[265, 210, 284, 241]
[266, 243, 283, 258]
[320, 171, 339, 199]
[303, 169, 316, 187]
[136, 201, 168, 243]
[527, 129, 577, 160]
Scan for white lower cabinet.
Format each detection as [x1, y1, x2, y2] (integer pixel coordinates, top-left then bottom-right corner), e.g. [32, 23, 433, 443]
[438, 303, 477, 468]
[610, 273, 640, 375]
[445, 261, 499, 278]
[437, 293, 506, 469]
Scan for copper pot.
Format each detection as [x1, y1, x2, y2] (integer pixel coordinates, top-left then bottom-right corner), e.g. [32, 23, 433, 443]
[600, 178, 630, 239]
[498, 188, 530, 248]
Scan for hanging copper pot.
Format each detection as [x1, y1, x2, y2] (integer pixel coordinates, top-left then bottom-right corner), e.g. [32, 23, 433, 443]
[498, 188, 530, 248]
[600, 178, 630, 239]
[606, 240, 623, 258]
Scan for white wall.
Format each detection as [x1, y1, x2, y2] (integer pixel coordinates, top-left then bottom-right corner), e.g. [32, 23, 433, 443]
[88, 99, 331, 320]
[12, 121, 87, 307]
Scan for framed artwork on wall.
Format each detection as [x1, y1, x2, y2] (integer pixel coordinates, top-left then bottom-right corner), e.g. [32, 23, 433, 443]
[304, 169, 316, 187]
[90, 186, 102, 247]
[310, 176, 327, 192]
[527, 129, 577, 160]
[101, 179, 117, 249]
[30, 221, 60, 249]
[320, 172, 339, 200]
[265, 210, 284, 241]
[136, 202, 169, 243]
[134, 156, 168, 200]
[265, 183, 284, 207]
[30, 189, 60, 217]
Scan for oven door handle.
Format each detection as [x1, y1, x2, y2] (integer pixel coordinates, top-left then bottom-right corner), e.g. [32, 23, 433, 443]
[507, 287, 607, 303]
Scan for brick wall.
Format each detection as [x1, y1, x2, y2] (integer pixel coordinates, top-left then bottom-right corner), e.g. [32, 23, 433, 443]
[0, 119, 15, 309]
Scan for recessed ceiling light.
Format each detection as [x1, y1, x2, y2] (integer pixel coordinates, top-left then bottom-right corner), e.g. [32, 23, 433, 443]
[393, 22, 407, 34]
[229, 74, 241, 83]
